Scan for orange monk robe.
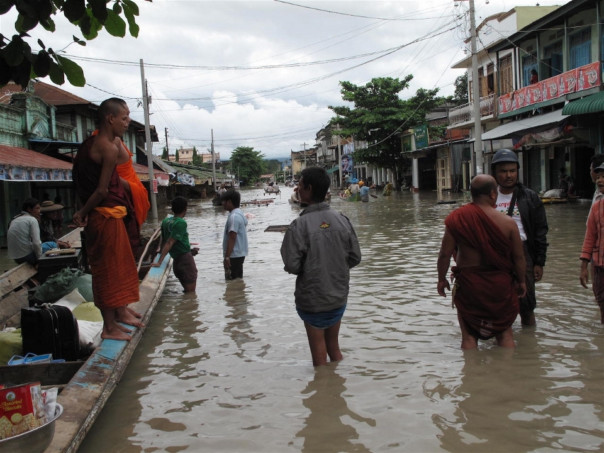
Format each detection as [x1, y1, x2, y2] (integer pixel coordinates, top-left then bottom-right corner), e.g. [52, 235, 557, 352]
[91, 130, 150, 228]
[117, 142, 150, 228]
[87, 210, 140, 309]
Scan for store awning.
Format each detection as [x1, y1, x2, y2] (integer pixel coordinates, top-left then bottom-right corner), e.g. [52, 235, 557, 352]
[0, 144, 72, 181]
[482, 109, 569, 141]
[562, 91, 604, 115]
[326, 166, 339, 174]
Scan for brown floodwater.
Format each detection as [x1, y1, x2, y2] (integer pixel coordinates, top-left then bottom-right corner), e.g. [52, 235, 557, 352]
[15, 187, 604, 452]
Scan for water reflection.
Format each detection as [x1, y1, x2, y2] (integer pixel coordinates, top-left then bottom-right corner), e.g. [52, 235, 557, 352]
[223, 280, 263, 359]
[296, 366, 375, 453]
[434, 346, 552, 453]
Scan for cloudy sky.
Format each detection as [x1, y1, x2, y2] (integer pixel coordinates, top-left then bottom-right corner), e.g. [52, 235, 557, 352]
[1, 0, 566, 160]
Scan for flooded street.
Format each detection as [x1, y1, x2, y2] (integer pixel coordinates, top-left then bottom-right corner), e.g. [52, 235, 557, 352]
[70, 187, 604, 452]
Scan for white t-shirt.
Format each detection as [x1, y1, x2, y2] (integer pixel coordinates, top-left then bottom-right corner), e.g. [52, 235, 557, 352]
[495, 188, 527, 241]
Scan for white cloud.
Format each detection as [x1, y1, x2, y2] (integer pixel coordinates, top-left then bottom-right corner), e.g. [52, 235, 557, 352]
[0, 0, 567, 159]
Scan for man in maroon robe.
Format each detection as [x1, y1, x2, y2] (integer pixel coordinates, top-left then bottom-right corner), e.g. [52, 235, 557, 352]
[437, 175, 526, 349]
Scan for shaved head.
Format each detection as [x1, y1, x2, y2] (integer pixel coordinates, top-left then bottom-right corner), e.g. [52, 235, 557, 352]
[470, 174, 497, 199]
[98, 98, 127, 125]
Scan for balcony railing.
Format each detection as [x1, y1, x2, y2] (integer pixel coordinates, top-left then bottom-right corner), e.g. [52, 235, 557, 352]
[448, 93, 495, 126]
[56, 122, 77, 142]
[498, 61, 601, 115]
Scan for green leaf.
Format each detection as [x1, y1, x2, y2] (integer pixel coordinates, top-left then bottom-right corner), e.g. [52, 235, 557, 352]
[104, 9, 126, 37]
[14, 0, 38, 21]
[122, 3, 139, 37]
[36, 0, 53, 21]
[72, 35, 86, 46]
[15, 13, 38, 32]
[83, 14, 101, 40]
[0, 0, 15, 15]
[32, 50, 51, 76]
[4, 35, 25, 66]
[40, 17, 56, 32]
[48, 61, 65, 85]
[112, 2, 121, 14]
[77, 13, 92, 38]
[64, 0, 86, 22]
[122, 0, 139, 16]
[37, 38, 45, 50]
[56, 54, 85, 86]
[0, 59, 12, 86]
[89, 0, 107, 23]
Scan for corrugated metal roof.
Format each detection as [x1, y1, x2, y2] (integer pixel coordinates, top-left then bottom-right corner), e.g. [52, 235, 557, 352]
[562, 91, 604, 115]
[0, 145, 72, 169]
[0, 81, 91, 106]
[482, 109, 568, 140]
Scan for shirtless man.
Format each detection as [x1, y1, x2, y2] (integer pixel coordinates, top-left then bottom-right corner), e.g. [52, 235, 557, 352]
[437, 175, 526, 349]
[72, 98, 142, 341]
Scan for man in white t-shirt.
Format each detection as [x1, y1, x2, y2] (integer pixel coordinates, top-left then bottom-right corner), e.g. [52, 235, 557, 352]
[492, 149, 549, 327]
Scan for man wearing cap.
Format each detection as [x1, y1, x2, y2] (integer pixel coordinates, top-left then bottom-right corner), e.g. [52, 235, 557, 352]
[492, 149, 549, 326]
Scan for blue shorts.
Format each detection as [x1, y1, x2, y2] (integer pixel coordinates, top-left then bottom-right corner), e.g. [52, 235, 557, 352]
[296, 305, 346, 329]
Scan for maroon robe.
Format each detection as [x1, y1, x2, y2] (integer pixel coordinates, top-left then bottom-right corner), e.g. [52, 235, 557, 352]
[445, 203, 519, 340]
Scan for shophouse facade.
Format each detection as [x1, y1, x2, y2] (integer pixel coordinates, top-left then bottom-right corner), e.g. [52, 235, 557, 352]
[0, 81, 166, 245]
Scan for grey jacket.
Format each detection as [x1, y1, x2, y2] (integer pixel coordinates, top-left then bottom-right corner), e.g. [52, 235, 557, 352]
[281, 202, 361, 312]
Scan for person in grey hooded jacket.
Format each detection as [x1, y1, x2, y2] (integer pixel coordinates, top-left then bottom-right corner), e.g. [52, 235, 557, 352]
[281, 167, 362, 366]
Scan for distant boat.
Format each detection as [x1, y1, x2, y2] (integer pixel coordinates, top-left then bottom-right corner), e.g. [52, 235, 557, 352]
[264, 184, 280, 195]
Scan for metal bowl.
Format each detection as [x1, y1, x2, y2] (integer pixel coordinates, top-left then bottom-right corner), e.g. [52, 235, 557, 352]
[0, 403, 63, 453]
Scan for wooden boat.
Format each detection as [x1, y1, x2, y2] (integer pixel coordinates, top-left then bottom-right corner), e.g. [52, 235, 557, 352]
[0, 227, 172, 452]
[242, 199, 274, 207]
[264, 185, 280, 195]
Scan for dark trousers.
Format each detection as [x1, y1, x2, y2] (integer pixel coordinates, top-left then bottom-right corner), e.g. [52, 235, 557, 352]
[226, 256, 245, 279]
[520, 242, 536, 315]
[15, 251, 37, 265]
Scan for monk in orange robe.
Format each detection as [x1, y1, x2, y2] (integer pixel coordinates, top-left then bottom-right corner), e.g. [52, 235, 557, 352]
[92, 130, 150, 259]
[73, 98, 142, 341]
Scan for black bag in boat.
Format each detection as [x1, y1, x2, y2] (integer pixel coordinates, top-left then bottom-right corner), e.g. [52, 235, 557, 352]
[21, 304, 80, 361]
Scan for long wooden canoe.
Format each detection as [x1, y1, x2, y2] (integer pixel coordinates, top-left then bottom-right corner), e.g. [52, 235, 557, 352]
[0, 228, 172, 452]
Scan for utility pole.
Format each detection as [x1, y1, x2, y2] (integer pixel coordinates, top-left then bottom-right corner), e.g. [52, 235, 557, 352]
[336, 124, 342, 188]
[469, 0, 483, 175]
[140, 59, 158, 225]
[164, 127, 169, 157]
[301, 142, 307, 169]
[211, 129, 217, 192]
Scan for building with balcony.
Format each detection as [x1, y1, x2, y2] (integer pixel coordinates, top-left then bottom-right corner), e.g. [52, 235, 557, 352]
[448, 4, 560, 190]
[485, 0, 603, 196]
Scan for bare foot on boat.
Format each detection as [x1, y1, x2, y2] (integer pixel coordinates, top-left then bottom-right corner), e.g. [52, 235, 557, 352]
[127, 306, 143, 319]
[117, 323, 133, 334]
[116, 306, 145, 327]
[101, 327, 132, 341]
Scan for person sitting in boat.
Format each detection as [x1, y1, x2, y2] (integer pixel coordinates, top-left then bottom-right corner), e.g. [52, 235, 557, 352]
[7, 198, 43, 265]
[39, 200, 71, 253]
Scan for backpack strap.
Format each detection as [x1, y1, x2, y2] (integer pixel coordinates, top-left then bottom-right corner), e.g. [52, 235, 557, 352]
[506, 188, 518, 217]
